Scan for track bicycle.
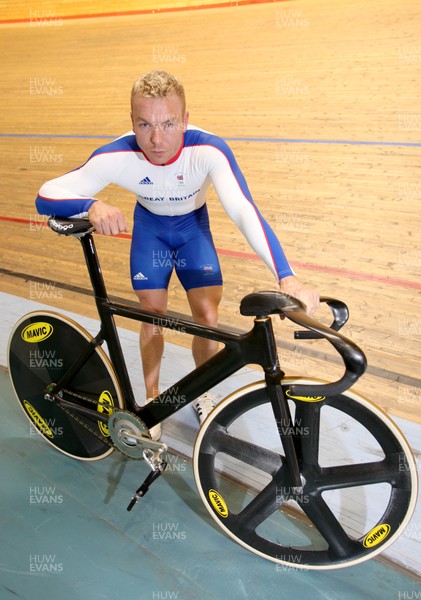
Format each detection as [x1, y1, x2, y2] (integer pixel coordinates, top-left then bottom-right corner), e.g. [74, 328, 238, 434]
[8, 216, 418, 570]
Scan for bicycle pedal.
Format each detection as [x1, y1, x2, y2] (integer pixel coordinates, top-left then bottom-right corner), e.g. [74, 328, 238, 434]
[127, 460, 168, 511]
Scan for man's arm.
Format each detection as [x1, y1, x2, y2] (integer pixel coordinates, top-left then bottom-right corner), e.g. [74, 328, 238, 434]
[205, 136, 319, 313]
[36, 141, 128, 234]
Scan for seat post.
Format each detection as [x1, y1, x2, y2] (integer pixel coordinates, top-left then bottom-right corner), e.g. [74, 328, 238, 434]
[78, 231, 138, 410]
[78, 232, 108, 300]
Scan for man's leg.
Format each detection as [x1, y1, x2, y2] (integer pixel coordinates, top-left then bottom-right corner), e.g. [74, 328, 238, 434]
[187, 285, 223, 366]
[186, 285, 222, 423]
[134, 288, 168, 399]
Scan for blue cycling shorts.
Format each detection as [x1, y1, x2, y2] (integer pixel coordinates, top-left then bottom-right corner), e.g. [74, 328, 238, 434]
[130, 203, 223, 291]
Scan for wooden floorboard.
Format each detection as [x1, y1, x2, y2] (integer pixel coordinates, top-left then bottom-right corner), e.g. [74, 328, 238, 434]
[0, 0, 420, 422]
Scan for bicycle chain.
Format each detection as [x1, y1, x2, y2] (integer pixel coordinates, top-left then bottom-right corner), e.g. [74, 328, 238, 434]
[56, 388, 145, 460]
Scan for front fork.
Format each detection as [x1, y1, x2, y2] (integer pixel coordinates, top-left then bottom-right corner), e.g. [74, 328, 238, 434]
[265, 373, 303, 489]
[258, 316, 302, 489]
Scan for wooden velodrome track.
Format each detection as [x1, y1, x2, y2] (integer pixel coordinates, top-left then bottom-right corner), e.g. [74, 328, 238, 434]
[0, 0, 420, 424]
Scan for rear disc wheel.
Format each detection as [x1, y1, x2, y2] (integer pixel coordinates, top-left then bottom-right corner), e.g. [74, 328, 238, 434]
[8, 311, 124, 460]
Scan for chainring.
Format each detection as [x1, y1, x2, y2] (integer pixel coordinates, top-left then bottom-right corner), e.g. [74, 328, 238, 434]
[108, 410, 155, 459]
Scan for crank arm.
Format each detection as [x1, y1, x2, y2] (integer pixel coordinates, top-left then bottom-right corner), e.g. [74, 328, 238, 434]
[127, 466, 167, 511]
[120, 427, 168, 454]
[127, 447, 168, 511]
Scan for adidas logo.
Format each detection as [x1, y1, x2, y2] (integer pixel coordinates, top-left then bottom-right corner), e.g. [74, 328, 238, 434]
[139, 176, 153, 185]
[133, 272, 148, 280]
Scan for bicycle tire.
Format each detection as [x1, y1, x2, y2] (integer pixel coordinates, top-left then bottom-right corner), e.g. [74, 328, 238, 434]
[8, 311, 124, 461]
[193, 378, 418, 570]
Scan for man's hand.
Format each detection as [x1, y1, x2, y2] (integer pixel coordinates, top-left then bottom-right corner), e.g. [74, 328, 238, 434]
[88, 200, 128, 235]
[279, 275, 320, 315]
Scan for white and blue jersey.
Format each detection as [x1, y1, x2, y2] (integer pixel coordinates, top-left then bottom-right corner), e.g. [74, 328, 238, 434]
[36, 126, 294, 290]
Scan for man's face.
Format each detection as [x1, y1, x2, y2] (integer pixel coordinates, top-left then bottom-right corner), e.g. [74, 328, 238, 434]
[131, 93, 188, 165]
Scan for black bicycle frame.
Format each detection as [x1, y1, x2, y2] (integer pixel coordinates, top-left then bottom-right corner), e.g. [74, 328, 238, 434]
[74, 231, 302, 483]
[79, 232, 281, 421]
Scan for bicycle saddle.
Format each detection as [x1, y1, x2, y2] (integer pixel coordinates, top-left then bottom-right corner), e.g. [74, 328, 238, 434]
[48, 216, 95, 237]
[240, 291, 305, 317]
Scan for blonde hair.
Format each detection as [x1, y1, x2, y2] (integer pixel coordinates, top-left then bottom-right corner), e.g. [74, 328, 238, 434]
[131, 70, 186, 112]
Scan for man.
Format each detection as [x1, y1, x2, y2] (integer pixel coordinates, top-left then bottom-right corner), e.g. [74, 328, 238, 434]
[36, 70, 319, 441]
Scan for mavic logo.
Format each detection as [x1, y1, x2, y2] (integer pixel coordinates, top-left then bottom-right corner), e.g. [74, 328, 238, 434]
[208, 489, 229, 518]
[133, 272, 148, 281]
[285, 389, 326, 403]
[363, 524, 391, 548]
[97, 390, 114, 437]
[21, 322, 54, 343]
[23, 400, 54, 439]
[140, 176, 153, 185]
